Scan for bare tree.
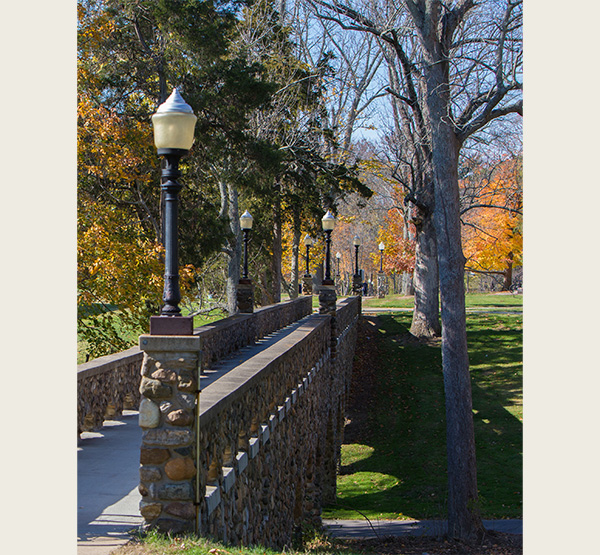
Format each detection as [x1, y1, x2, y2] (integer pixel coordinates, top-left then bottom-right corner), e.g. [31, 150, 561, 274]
[305, 0, 522, 542]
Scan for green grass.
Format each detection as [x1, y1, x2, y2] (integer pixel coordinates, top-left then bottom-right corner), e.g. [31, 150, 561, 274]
[361, 293, 522, 311]
[323, 309, 522, 521]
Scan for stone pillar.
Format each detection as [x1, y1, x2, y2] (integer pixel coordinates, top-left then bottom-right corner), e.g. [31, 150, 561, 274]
[138, 335, 201, 534]
[352, 274, 362, 295]
[237, 279, 254, 313]
[377, 272, 386, 298]
[302, 275, 313, 296]
[318, 284, 336, 316]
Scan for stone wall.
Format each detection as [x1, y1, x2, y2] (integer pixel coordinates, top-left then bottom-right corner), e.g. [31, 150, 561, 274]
[137, 295, 360, 549]
[77, 347, 143, 434]
[78, 297, 312, 436]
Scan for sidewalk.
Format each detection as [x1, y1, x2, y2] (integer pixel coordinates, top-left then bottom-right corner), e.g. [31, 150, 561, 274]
[78, 410, 143, 555]
[323, 518, 522, 538]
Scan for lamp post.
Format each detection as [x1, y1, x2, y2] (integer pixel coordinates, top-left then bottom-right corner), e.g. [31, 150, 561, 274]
[302, 234, 314, 296]
[352, 235, 362, 295]
[378, 241, 386, 298]
[237, 210, 254, 313]
[335, 251, 341, 277]
[240, 210, 253, 279]
[319, 210, 336, 315]
[303, 234, 314, 277]
[150, 88, 197, 334]
[322, 210, 335, 285]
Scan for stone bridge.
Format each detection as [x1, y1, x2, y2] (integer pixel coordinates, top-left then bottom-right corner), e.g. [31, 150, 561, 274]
[77, 295, 361, 549]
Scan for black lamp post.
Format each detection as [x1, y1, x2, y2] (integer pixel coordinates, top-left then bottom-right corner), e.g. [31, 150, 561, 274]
[322, 210, 335, 284]
[335, 251, 341, 277]
[352, 235, 362, 295]
[379, 241, 385, 272]
[151, 89, 197, 327]
[303, 234, 314, 277]
[240, 210, 253, 279]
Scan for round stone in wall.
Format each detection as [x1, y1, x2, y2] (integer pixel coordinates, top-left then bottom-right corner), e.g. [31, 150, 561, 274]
[139, 398, 161, 428]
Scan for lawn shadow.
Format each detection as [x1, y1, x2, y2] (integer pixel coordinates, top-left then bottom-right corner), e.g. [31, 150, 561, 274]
[325, 312, 522, 520]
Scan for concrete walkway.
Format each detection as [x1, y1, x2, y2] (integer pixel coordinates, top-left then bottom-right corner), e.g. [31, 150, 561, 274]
[78, 410, 143, 555]
[323, 518, 522, 538]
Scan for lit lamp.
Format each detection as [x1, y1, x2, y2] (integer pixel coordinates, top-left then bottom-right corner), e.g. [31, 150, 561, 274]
[335, 251, 341, 277]
[379, 241, 385, 272]
[321, 210, 335, 285]
[240, 210, 253, 279]
[303, 234, 314, 277]
[150, 89, 197, 333]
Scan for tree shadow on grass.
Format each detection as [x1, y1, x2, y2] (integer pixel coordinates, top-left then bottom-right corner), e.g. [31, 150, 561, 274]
[325, 312, 522, 520]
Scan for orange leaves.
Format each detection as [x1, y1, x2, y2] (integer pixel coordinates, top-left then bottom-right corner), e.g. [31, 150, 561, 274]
[373, 208, 415, 275]
[461, 156, 522, 272]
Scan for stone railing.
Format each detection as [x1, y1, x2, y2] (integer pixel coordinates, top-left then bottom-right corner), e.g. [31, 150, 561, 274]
[77, 297, 313, 435]
[77, 347, 143, 434]
[193, 297, 312, 370]
[137, 296, 361, 548]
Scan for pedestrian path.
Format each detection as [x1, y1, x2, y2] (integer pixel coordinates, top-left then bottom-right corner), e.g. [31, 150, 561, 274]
[323, 518, 522, 538]
[78, 410, 143, 555]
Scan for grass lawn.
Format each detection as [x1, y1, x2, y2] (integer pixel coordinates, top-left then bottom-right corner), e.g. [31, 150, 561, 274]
[323, 308, 522, 521]
[361, 293, 522, 311]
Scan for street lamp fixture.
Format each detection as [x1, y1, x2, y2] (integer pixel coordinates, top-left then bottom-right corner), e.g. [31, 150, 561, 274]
[303, 234, 314, 277]
[321, 210, 336, 284]
[379, 241, 385, 272]
[151, 88, 197, 321]
[240, 210, 253, 279]
[335, 251, 341, 276]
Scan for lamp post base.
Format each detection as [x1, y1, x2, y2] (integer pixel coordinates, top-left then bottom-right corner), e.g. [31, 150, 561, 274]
[377, 272, 386, 298]
[352, 274, 362, 296]
[237, 279, 254, 313]
[318, 284, 337, 315]
[302, 275, 313, 296]
[150, 316, 194, 335]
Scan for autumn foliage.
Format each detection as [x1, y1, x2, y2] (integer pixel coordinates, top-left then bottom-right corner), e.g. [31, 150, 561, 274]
[461, 156, 523, 287]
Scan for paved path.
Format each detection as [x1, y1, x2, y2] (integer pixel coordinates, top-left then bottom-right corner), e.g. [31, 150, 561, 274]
[78, 410, 143, 555]
[323, 518, 522, 538]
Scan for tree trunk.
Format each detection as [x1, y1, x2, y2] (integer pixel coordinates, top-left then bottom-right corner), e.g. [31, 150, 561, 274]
[225, 183, 241, 315]
[289, 211, 301, 299]
[410, 203, 441, 338]
[426, 65, 483, 542]
[218, 177, 241, 315]
[502, 253, 514, 291]
[271, 179, 282, 303]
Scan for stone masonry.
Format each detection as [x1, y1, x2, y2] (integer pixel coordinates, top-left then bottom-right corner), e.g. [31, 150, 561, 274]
[136, 295, 360, 548]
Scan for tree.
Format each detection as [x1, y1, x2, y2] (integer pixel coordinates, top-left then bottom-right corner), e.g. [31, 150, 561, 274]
[461, 154, 523, 290]
[305, 0, 522, 541]
[78, 0, 277, 328]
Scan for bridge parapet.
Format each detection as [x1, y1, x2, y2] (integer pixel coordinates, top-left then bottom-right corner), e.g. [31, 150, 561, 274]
[137, 296, 361, 548]
[78, 297, 312, 435]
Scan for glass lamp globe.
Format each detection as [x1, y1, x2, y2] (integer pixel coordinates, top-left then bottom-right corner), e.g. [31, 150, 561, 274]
[151, 89, 197, 151]
[322, 210, 335, 231]
[240, 210, 254, 230]
[379, 242, 385, 251]
[353, 235, 360, 247]
[303, 234, 314, 247]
